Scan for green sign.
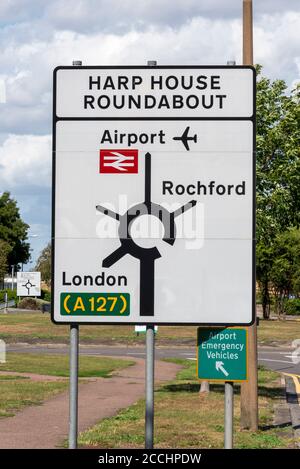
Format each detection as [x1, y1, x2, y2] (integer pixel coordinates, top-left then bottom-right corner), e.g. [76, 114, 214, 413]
[197, 327, 248, 382]
[61, 293, 130, 316]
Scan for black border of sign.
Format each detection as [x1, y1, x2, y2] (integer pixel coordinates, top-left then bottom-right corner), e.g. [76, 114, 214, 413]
[51, 65, 256, 326]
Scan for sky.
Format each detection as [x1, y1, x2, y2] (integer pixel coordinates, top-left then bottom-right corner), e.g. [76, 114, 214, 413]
[0, 0, 299, 269]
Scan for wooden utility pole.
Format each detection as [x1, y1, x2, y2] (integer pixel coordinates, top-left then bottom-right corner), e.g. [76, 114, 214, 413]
[240, 0, 258, 431]
[243, 0, 253, 64]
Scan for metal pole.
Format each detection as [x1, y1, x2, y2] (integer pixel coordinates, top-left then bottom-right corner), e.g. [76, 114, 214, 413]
[68, 59, 82, 450]
[222, 61, 236, 449]
[11, 265, 14, 291]
[240, 0, 258, 431]
[144, 60, 157, 450]
[224, 381, 234, 449]
[4, 291, 8, 314]
[69, 324, 79, 449]
[145, 324, 155, 449]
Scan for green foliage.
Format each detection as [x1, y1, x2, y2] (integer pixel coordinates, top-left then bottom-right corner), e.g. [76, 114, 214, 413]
[40, 288, 51, 301]
[256, 242, 272, 318]
[268, 228, 300, 315]
[0, 239, 11, 280]
[0, 289, 17, 303]
[283, 298, 300, 315]
[256, 66, 300, 243]
[256, 66, 300, 317]
[0, 192, 30, 266]
[35, 242, 51, 285]
[271, 229, 300, 286]
[43, 291, 51, 302]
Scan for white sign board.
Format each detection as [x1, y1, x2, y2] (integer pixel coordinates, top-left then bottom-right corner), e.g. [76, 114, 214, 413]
[135, 325, 158, 334]
[53, 66, 255, 325]
[17, 272, 41, 297]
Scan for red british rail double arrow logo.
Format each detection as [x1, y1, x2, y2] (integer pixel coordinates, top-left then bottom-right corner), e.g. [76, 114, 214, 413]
[99, 149, 138, 173]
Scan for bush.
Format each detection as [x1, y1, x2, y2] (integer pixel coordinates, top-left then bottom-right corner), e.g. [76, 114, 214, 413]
[18, 297, 40, 310]
[284, 298, 300, 316]
[44, 291, 51, 302]
[0, 289, 17, 303]
[40, 288, 51, 300]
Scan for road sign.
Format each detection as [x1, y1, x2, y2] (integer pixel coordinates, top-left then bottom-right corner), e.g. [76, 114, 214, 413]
[197, 327, 248, 382]
[52, 65, 255, 324]
[135, 325, 158, 334]
[17, 272, 41, 297]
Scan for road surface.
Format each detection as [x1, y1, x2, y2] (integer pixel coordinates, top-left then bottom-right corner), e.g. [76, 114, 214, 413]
[6, 343, 300, 376]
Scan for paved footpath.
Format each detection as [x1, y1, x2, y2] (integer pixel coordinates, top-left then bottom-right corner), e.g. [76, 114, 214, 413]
[0, 358, 180, 449]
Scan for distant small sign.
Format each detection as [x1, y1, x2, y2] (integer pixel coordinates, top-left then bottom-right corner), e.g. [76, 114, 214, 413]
[135, 325, 158, 334]
[17, 272, 41, 297]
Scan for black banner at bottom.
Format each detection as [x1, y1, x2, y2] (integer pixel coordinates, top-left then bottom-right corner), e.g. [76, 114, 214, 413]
[0, 449, 295, 466]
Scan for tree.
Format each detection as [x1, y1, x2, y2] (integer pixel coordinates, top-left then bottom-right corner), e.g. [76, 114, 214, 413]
[269, 228, 300, 317]
[35, 242, 51, 285]
[256, 66, 300, 317]
[256, 67, 300, 241]
[0, 240, 11, 281]
[256, 243, 272, 318]
[0, 192, 30, 267]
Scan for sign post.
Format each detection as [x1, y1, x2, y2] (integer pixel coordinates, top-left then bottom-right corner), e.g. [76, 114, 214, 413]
[145, 60, 156, 451]
[224, 381, 234, 449]
[69, 323, 79, 449]
[145, 324, 155, 449]
[67, 59, 82, 450]
[197, 327, 248, 448]
[4, 292, 8, 314]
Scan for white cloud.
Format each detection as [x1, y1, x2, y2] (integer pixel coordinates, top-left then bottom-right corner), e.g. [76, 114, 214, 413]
[0, 10, 299, 136]
[254, 12, 300, 86]
[1, 1, 299, 32]
[0, 134, 51, 188]
[0, 0, 299, 265]
[0, 133, 52, 265]
[0, 1, 43, 24]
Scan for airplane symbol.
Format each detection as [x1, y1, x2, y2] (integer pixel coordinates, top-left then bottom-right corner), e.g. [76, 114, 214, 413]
[173, 126, 197, 151]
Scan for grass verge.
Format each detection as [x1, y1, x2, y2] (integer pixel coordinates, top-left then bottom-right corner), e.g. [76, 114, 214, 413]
[1, 313, 300, 346]
[0, 374, 68, 418]
[0, 353, 134, 377]
[0, 354, 134, 418]
[78, 361, 295, 449]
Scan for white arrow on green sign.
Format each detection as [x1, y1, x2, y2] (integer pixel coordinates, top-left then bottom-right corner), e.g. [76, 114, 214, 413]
[197, 327, 248, 382]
